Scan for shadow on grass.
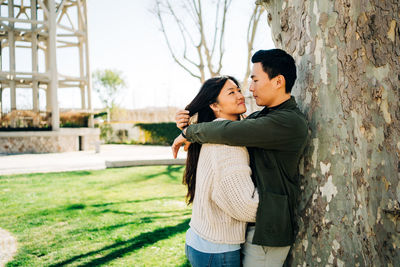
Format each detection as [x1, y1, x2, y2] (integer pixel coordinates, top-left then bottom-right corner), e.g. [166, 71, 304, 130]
[141, 165, 184, 181]
[23, 196, 188, 226]
[178, 259, 191, 267]
[67, 210, 191, 234]
[99, 165, 184, 189]
[90, 195, 184, 207]
[49, 218, 190, 267]
[99, 208, 190, 216]
[66, 204, 86, 210]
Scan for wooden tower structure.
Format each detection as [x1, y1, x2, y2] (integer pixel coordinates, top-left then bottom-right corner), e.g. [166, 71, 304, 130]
[0, 0, 92, 130]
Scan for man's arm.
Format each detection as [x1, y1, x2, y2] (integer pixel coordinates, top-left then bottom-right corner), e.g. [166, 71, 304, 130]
[186, 111, 308, 151]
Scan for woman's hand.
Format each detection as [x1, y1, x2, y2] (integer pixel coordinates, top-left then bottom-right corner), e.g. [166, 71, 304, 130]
[172, 134, 187, 158]
[175, 110, 190, 130]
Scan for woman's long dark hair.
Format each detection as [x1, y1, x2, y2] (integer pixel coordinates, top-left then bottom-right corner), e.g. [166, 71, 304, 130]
[183, 75, 240, 204]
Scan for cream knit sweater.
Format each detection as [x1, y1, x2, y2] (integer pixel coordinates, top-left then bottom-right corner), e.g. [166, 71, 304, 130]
[189, 141, 259, 244]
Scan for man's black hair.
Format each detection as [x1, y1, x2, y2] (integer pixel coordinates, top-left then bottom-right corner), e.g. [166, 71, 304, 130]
[251, 49, 297, 93]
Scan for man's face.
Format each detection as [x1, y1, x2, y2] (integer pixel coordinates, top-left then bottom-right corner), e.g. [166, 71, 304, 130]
[249, 62, 279, 107]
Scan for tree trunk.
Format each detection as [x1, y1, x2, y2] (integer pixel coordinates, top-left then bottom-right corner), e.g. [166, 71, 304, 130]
[258, 0, 400, 265]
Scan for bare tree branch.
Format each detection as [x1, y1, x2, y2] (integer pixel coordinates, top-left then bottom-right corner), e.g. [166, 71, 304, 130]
[183, 0, 200, 30]
[197, 44, 206, 83]
[197, 0, 213, 76]
[171, 3, 198, 47]
[210, 0, 221, 59]
[153, 0, 265, 85]
[242, 5, 264, 91]
[216, 0, 232, 75]
[165, 1, 199, 68]
[155, 0, 201, 80]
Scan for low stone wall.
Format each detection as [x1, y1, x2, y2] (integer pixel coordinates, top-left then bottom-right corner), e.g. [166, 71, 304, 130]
[0, 128, 100, 154]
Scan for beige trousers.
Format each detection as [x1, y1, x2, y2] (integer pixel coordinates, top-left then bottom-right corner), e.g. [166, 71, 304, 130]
[241, 226, 291, 267]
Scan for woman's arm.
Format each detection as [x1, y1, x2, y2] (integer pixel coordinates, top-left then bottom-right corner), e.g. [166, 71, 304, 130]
[210, 145, 259, 222]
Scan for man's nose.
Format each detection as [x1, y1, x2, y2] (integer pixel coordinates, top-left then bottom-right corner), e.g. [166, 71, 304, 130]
[249, 83, 254, 92]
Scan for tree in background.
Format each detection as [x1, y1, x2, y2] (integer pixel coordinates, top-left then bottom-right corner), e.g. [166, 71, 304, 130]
[92, 69, 126, 142]
[92, 69, 126, 109]
[154, 0, 264, 88]
[258, 0, 399, 265]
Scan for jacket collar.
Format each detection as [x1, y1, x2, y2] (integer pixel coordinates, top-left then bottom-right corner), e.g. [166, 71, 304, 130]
[259, 96, 296, 115]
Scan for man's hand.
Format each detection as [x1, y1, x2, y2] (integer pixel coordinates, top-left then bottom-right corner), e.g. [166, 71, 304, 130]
[183, 141, 191, 151]
[172, 134, 187, 158]
[175, 110, 190, 130]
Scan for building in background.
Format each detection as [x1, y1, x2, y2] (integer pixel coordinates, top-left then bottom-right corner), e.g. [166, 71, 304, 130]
[0, 0, 98, 153]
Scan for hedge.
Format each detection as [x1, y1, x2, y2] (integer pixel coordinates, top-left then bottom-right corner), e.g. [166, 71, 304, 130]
[135, 122, 181, 145]
[59, 111, 89, 128]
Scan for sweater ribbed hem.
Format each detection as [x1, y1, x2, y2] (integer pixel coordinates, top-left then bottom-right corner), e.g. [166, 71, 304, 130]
[189, 221, 246, 244]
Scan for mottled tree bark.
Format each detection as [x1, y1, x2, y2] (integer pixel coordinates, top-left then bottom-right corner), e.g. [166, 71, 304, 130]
[258, 0, 400, 265]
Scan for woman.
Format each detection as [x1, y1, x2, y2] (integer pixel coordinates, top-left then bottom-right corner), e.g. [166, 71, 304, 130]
[172, 76, 259, 267]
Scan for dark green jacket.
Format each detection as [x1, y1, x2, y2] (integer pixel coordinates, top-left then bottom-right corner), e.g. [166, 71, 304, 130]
[186, 97, 308, 246]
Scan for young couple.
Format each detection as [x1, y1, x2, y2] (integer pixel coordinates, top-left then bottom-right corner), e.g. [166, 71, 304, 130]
[172, 49, 308, 267]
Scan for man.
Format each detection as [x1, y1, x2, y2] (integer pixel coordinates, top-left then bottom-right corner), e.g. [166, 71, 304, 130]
[173, 49, 308, 266]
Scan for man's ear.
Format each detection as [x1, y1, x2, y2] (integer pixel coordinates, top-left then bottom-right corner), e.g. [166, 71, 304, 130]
[275, 75, 286, 89]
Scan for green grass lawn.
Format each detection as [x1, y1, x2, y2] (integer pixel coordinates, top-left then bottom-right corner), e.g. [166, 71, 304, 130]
[0, 166, 191, 267]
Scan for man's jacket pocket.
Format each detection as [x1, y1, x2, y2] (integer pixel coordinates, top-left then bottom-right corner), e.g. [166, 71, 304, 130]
[252, 191, 293, 246]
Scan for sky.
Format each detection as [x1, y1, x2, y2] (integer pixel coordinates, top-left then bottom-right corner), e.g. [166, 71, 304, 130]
[83, 0, 275, 110]
[1, 0, 275, 111]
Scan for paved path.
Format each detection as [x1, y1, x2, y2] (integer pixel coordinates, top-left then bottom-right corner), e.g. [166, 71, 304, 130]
[0, 145, 187, 175]
[0, 228, 17, 267]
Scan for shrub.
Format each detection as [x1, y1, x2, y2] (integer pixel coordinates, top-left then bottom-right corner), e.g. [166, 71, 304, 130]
[135, 122, 181, 145]
[60, 111, 90, 128]
[100, 123, 113, 143]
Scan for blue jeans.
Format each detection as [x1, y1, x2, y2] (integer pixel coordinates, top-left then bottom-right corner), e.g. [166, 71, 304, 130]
[185, 244, 240, 267]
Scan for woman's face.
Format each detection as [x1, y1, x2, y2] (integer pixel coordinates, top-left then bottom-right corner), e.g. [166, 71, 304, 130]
[213, 79, 246, 120]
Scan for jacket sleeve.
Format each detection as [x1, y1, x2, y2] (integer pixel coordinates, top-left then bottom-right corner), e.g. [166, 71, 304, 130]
[210, 145, 259, 222]
[186, 111, 307, 151]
